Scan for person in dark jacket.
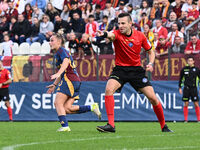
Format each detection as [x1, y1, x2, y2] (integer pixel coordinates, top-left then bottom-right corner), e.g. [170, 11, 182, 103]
[179, 56, 200, 122]
[7, 16, 19, 42]
[0, 15, 9, 42]
[26, 17, 40, 45]
[15, 14, 31, 44]
[54, 14, 70, 34]
[69, 12, 85, 39]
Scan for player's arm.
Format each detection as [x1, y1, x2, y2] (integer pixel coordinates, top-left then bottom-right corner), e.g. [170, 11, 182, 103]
[2, 78, 12, 85]
[51, 58, 70, 80]
[46, 76, 61, 94]
[146, 49, 155, 72]
[0, 70, 12, 87]
[96, 30, 115, 41]
[178, 68, 184, 94]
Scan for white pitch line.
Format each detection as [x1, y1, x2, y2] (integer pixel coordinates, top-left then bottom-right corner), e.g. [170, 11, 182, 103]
[2, 133, 200, 150]
[136, 146, 200, 150]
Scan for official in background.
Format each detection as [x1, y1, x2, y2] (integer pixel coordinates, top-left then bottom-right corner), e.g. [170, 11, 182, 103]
[179, 56, 200, 122]
[0, 60, 12, 121]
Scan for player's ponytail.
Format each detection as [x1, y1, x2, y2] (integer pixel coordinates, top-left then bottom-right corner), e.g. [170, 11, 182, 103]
[52, 33, 66, 47]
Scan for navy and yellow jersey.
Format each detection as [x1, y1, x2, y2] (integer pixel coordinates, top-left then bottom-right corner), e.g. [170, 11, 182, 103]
[54, 47, 80, 82]
[179, 65, 200, 88]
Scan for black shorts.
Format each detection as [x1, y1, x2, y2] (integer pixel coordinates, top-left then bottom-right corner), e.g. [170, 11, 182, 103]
[0, 88, 10, 101]
[109, 66, 151, 92]
[182, 86, 199, 101]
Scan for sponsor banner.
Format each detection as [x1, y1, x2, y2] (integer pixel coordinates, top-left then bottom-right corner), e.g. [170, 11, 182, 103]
[0, 81, 198, 121]
[3, 54, 200, 81]
[12, 56, 41, 82]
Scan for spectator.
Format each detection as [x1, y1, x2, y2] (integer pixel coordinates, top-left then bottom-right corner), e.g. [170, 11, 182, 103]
[69, 12, 85, 39]
[85, 15, 99, 37]
[129, 0, 143, 8]
[31, 0, 46, 12]
[179, 10, 189, 26]
[153, 32, 159, 48]
[26, 17, 40, 45]
[197, 0, 200, 11]
[77, 33, 94, 60]
[1, 34, 13, 56]
[31, 5, 44, 23]
[7, 16, 19, 42]
[115, 0, 127, 14]
[82, 3, 94, 22]
[103, 0, 116, 22]
[68, 1, 82, 22]
[54, 14, 70, 35]
[0, 15, 9, 42]
[137, 0, 151, 21]
[130, 5, 140, 23]
[22, 3, 33, 23]
[99, 15, 109, 31]
[139, 12, 152, 32]
[164, 11, 182, 31]
[127, 3, 133, 14]
[156, 35, 170, 57]
[153, 19, 168, 38]
[45, 2, 59, 23]
[0, 0, 9, 14]
[150, 1, 162, 21]
[60, 4, 70, 21]
[107, 11, 119, 31]
[185, 34, 200, 54]
[144, 24, 155, 50]
[187, 1, 199, 24]
[170, 36, 186, 53]
[167, 23, 184, 45]
[161, 0, 173, 19]
[38, 14, 54, 44]
[94, 4, 103, 23]
[68, 32, 79, 55]
[5, 0, 18, 22]
[173, 0, 183, 19]
[15, 14, 31, 44]
[92, 0, 107, 10]
[182, 0, 193, 12]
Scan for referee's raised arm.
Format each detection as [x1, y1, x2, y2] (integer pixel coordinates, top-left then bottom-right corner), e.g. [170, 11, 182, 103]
[96, 30, 115, 41]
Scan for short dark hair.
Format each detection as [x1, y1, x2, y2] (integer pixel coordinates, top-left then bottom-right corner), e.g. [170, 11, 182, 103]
[89, 14, 94, 18]
[187, 55, 194, 60]
[190, 33, 197, 37]
[118, 12, 132, 22]
[103, 15, 108, 19]
[95, 4, 101, 9]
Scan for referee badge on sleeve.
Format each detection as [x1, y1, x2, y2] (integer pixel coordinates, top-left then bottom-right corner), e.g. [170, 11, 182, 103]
[142, 78, 148, 83]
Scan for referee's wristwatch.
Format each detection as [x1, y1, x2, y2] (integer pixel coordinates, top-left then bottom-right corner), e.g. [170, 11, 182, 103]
[148, 62, 154, 67]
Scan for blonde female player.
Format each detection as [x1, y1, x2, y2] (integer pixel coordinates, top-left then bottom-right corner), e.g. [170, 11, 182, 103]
[47, 33, 101, 132]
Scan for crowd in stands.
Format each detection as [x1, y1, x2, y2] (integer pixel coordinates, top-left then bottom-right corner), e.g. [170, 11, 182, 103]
[0, 0, 200, 59]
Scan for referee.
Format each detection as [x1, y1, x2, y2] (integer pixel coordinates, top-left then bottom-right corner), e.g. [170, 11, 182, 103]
[0, 60, 12, 121]
[179, 56, 200, 122]
[96, 13, 172, 133]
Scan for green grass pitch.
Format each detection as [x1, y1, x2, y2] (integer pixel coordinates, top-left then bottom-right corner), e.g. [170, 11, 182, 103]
[1, 122, 200, 150]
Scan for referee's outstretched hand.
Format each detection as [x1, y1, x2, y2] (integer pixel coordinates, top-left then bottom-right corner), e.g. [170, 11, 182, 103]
[96, 30, 104, 37]
[146, 64, 153, 72]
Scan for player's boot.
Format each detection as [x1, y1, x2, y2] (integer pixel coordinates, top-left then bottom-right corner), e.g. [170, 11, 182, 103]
[91, 103, 102, 120]
[162, 124, 173, 132]
[57, 126, 71, 132]
[96, 123, 115, 133]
